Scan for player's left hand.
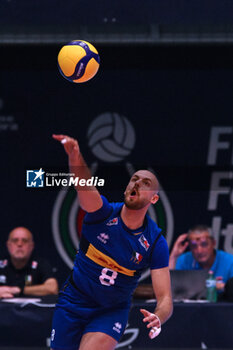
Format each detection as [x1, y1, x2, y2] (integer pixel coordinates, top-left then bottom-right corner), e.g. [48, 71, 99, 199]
[140, 308, 161, 339]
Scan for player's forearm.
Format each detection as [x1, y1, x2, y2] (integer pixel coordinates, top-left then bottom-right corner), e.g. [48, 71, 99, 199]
[69, 152, 93, 186]
[53, 134, 103, 212]
[53, 133, 96, 190]
[69, 152, 103, 212]
[153, 295, 173, 325]
[23, 280, 58, 296]
[68, 149, 87, 171]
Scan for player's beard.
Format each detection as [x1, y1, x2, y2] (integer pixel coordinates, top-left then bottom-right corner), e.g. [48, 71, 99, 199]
[124, 192, 148, 210]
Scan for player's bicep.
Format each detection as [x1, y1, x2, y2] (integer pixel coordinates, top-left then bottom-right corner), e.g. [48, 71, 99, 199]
[84, 195, 113, 223]
[78, 189, 103, 213]
[150, 236, 169, 270]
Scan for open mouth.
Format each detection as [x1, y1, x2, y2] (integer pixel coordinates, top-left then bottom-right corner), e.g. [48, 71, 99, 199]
[130, 189, 137, 197]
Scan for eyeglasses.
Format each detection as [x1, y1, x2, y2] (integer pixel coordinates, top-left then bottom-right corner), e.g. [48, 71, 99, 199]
[189, 238, 212, 250]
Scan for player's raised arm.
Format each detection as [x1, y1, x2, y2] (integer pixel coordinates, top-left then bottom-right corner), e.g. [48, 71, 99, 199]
[52, 134, 103, 212]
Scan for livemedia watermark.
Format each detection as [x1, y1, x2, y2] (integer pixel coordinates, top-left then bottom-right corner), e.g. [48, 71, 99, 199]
[26, 168, 105, 189]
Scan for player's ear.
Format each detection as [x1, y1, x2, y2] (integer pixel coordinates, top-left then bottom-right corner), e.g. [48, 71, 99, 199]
[151, 193, 159, 204]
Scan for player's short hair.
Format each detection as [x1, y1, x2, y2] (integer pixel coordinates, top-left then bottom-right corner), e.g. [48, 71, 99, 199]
[141, 169, 160, 194]
[132, 169, 160, 194]
[148, 169, 160, 194]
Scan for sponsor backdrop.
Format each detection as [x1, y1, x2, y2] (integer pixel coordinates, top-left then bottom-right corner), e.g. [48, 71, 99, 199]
[0, 298, 232, 348]
[0, 45, 232, 285]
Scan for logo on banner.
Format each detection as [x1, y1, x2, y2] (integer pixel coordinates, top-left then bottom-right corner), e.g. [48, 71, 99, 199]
[207, 126, 233, 254]
[0, 98, 19, 132]
[26, 168, 45, 187]
[51, 112, 174, 282]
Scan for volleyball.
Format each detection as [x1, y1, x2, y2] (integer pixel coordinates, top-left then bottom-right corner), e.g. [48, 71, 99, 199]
[57, 40, 100, 83]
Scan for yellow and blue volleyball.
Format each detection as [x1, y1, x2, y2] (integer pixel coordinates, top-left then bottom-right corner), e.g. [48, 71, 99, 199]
[57, 40, 100, 83]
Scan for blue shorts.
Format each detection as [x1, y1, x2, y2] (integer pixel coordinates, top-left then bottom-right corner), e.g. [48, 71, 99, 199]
[50, 281, 130, 350]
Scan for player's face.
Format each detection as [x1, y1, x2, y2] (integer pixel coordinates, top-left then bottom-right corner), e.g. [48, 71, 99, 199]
[124, 170, 159, 210]
[188, 231, 215, 265]
[7, 227, 34, 262]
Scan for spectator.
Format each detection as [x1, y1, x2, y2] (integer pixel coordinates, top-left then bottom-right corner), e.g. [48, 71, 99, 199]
[169, 225, 233, 291]
[0, 226, 58, 298]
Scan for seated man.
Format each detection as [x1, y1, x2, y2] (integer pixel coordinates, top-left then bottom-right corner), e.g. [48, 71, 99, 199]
[0, 226, 58, 298]
[169, 225, 233, 292]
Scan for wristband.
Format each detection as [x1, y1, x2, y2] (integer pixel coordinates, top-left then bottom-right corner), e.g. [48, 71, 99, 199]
[149, 313, 161, 339]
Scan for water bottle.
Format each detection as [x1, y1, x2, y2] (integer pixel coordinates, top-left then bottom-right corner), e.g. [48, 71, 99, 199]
[206, 270, 217, 302]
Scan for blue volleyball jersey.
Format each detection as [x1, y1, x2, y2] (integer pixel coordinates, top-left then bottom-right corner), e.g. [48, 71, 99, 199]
[73, 196, 169, 306]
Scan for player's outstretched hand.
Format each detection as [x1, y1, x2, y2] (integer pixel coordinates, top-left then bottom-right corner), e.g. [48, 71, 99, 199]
[140, 308, 161, 339]
[52, 134, 80, 158]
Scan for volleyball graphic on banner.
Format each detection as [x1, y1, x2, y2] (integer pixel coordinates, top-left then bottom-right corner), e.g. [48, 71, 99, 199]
[87, 112, 136, 162]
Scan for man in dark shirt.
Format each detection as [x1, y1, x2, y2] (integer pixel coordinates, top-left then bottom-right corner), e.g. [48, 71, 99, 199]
[0, 226, 58, 298]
